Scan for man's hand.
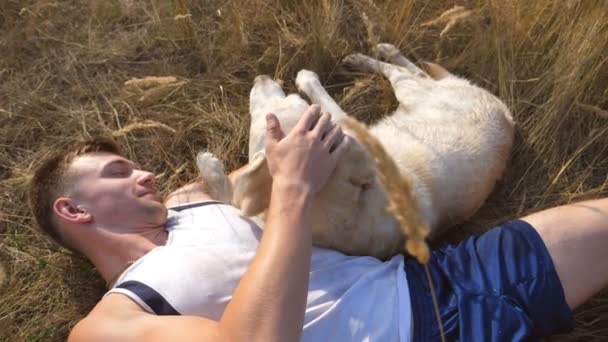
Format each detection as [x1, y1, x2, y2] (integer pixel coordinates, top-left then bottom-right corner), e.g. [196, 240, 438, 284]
[264, 104, 351, 194]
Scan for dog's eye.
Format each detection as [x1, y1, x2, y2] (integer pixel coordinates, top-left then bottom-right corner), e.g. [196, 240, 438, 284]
[349, 176, 375, 190]
[361, 181, 375, 191]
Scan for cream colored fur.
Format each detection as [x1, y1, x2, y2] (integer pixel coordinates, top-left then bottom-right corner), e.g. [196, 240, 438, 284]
[195, 152, 233, 204]
[199, 43, 514, 259]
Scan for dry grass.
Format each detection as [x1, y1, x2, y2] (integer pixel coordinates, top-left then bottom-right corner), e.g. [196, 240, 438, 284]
[342, 117, 431, 264]
[0, 0, 606, 340]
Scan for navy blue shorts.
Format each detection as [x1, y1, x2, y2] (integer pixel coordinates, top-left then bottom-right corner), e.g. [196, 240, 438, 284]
[405, 219, 574, 341]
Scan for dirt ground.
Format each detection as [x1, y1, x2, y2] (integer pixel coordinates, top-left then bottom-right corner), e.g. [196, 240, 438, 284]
[0, 0, 606, 341]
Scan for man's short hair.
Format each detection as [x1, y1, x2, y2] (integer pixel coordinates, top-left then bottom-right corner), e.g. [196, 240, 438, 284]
[27, 138, 122, 251]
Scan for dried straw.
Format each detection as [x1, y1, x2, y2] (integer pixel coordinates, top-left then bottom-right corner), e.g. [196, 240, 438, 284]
[112, 120, 177, 137]
[421, 5, 473, 37]
[341, 117, 430, 263]
[138, 81, 188, 106]
[173, 0, 195, 42]
[2, 1, 606, 340]
[341, 117, 446, 341]
[124, 76, 179, 90]
[0, 262, 5, 289]
[576, 102, 608, 119]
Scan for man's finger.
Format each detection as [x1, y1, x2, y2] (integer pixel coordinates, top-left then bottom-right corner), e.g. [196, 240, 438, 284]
[294, 104, 322, 132]
[323, 125, 344, 151]
[312, 112, 332, 137]
[329, 135, 351, 163]
[266, 113, 285, 144]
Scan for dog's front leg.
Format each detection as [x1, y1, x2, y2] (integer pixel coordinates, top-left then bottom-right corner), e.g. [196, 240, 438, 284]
[195, 152, 233, 204]
[296, 69, 347, 122]
[248, 75, 288, 158]
[233, 75, 310, 217]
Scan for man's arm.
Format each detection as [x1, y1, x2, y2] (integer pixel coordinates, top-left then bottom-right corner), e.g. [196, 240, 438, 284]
[69, 105, 349, 342]
[220, 181, 314, 341]
[222, 106, 348, 341]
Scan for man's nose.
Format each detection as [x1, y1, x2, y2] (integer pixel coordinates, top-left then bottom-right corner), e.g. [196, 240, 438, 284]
[137, 171, 156, 187]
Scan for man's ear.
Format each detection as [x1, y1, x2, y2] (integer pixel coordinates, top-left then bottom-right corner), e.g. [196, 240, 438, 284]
[53, 198, 92, 224]
[229, 152, 272, 216]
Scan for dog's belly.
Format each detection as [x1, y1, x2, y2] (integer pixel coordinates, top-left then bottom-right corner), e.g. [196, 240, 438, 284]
[370, 106, 513, 229]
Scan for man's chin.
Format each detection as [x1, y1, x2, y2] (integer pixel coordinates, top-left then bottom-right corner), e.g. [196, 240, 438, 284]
[142, 201, 169, 224]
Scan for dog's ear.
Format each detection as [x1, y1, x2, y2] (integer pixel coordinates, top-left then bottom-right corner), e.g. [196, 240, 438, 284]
[230, 152, 272, 216]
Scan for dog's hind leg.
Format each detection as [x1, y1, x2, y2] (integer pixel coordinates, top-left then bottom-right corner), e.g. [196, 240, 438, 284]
[344, 52, 453, 110]
[375, 43, 430, 78]
[296, 69, 348, 122]
[343, 53, 416, 85]
[343, 52, 429, 104]
[376, 43, 452, 80]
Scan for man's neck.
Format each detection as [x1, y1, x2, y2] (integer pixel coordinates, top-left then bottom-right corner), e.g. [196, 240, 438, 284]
[83, 225, 168, 287]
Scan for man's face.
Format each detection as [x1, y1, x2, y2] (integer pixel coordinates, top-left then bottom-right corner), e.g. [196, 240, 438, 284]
[66, 152, 167, 231]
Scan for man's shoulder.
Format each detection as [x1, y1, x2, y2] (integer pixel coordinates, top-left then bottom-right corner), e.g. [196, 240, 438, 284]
[68, 293, 144, 342]
[68, 292, 222, 342]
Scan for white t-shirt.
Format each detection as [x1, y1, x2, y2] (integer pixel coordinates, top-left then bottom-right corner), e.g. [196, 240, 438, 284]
[107, 201, 412, 341]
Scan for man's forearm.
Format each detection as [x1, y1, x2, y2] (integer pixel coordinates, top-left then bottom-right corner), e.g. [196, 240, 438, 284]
[219, 182, 313, 342]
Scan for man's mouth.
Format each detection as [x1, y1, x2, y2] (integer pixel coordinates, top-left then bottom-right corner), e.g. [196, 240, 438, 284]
[140, 190, 162, 202]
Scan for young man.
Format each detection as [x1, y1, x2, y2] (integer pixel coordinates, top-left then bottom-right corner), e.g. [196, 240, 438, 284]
[29, 105, 607, 341]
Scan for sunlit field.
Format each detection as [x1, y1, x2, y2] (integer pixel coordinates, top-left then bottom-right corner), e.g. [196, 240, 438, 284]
[1, 1, 606, 340]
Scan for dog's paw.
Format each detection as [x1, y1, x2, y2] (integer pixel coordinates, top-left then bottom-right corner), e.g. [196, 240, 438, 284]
[196, 151, 232, 203]
[196, 152, 225, 177]
[295, 69, 321, 94]
[342, 53, 365, 65]
[342, 53, 377, 73]
[375, 43, 401, 60]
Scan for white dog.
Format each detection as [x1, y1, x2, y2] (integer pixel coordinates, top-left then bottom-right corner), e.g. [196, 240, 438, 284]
[199, 43, 514, 259]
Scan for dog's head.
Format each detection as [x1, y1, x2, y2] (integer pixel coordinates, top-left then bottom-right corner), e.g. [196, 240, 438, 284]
[230, 125, 400, 258]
